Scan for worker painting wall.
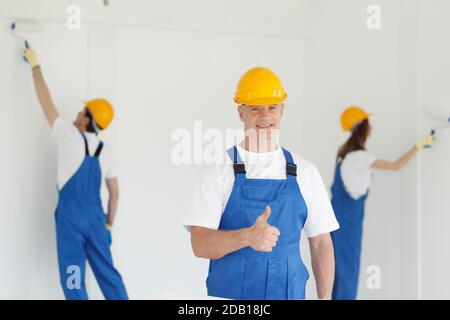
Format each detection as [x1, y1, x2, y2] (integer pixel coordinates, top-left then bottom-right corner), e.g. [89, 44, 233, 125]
[0, 18, 120, 299]
[300, 0, 405, 299]
[300, 0, 449, 299]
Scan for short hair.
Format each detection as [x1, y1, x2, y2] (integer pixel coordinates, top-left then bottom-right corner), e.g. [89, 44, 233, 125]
[84, 108, 98, 134]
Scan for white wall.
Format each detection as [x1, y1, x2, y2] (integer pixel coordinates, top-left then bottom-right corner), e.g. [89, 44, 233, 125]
[417, 0, 450, 299]
[398, 0, 421, 299]
[1, 0, 448, 300]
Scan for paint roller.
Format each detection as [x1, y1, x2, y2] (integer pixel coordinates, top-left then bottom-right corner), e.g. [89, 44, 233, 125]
[424, 105, 450, 136]
[10, 19, 44, 48]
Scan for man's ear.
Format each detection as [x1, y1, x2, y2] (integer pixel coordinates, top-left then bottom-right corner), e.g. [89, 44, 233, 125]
[237, 105, 244, 121]
[280, 103, 285, 116]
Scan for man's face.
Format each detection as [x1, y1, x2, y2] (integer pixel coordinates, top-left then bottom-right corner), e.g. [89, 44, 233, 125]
[73, 108, 89, 130]
[238, 103, 284, 135]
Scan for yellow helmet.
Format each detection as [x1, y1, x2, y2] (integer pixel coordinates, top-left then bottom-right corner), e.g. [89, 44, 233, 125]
[84, 98, 114, 130]
[234, 67, 287, 106]
[340, 106, 371, 131]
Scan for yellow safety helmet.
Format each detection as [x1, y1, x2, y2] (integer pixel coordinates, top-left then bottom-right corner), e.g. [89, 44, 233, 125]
[234, 67, 287, 106]
[340, 106, 372, 132]
[83, 98, 114, 130]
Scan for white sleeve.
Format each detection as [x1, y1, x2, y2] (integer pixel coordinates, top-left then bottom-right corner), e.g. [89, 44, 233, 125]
[182, 164, 224, 232]
[302, 165, 340, 238]
[102, 145, 118, 178]
[355, 150, 377, 168]
[340, 150, 377, 200]
[51, 117, 74, 147]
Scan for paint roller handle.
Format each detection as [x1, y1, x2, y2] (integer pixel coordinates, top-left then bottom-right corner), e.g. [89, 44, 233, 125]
[22, 41, 29, 63]
[423, 130, 438, 148]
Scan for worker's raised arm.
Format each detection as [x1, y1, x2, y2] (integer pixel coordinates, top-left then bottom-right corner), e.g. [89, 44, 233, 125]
[23, 46, 59, 127]
[371, 135, 434, 170]
[190, 206, 280, 260]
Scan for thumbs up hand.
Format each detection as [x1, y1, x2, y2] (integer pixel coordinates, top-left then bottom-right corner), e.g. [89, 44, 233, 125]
[247, 206, 280, 252]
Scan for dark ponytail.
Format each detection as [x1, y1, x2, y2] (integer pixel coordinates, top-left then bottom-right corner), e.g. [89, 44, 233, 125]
[337, 119, 370, 161]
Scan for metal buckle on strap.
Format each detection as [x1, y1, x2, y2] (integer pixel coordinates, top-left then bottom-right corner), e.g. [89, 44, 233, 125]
[286, 164, 297, 176]
[233, 163, 246, 174]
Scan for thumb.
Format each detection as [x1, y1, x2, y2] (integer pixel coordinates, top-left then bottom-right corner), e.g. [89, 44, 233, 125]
[259, 206, 271, 223]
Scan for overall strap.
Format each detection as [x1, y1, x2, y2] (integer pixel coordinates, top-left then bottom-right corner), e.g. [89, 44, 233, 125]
[80, 132, 90, 156]
[282, 148, 297, 177]
[226, 146, 246, 177]
[80, 131, 103, 158]
[94, 142, 104, 158]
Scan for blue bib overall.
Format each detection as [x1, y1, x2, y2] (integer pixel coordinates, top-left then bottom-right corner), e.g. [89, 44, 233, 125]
[330, 161, 367, 300]
[55, 133, 128, 300]
[206, 146, 309, 300]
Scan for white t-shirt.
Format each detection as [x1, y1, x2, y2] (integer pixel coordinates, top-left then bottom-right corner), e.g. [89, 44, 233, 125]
[183, 145, 339, 238]
[52, 117, 117, 191]
[340, 150, 377, 200]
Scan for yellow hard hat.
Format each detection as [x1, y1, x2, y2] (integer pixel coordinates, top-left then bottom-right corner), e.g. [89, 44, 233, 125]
[84, 98, 114, 130]
[234, 67, 287, 106]
[340, 106, 371, 131]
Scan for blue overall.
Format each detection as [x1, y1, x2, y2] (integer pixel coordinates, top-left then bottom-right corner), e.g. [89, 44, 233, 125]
[206, 146, 309, 300]
[55, 132, 128, 300]
[330, 161, 368, 300]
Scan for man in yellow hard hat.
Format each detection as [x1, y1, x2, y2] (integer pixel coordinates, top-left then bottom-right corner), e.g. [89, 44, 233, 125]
[23, 45, 127, 300]
[183, 67, 339, 299]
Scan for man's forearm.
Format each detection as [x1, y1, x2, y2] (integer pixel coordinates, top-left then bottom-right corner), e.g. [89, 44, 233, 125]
[107, 195, 118, 226]
[191, 226, 251, 260]
[310, 234, 335, 299]
[31, 66, 59, 126]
